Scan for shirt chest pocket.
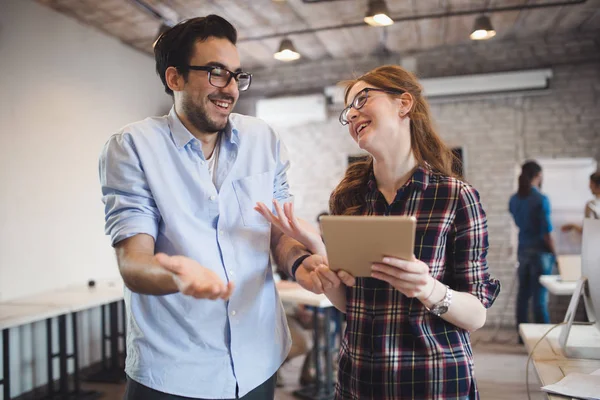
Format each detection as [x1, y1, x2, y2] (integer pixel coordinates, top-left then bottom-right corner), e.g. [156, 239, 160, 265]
[232, 171, 274, 226]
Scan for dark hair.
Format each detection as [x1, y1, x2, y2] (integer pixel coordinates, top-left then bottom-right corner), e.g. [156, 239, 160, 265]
[518, 160, 542, 198]
[330, 65, 457, 216]
[591, 171, 600, 186]
[154, 15, 237, 96]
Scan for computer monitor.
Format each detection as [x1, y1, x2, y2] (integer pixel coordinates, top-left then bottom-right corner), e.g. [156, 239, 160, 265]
[559, 218, 600, 359]
[582, 218, 600, 330]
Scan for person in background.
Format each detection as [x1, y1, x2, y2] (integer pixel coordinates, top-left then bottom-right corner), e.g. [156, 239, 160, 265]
[509, 161, 558, 335]
[561, 171, 600, 233]
[257, 65, 500, 399]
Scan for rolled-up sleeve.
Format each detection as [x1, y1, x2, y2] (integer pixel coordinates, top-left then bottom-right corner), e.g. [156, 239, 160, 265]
[448, 184, 500, 309]
[99, 133, 160, 246]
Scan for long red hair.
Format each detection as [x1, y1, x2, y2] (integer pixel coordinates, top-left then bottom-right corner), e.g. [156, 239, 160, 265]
[330, 65, 458, 215]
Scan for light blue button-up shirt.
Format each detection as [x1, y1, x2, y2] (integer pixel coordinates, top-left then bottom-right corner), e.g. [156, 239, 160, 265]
[99, 107, 292, 398]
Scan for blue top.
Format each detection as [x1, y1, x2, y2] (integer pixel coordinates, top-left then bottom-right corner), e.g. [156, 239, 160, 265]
[509, 187, 553, 252]
[99, 107, 292, 398]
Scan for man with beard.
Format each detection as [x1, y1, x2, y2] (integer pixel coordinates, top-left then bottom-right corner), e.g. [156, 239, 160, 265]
[99, 15, 313, 400]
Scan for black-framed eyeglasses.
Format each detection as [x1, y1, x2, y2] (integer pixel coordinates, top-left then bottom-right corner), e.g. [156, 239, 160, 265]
[339, 88, 404, 125]
[185, 65, 252, 91]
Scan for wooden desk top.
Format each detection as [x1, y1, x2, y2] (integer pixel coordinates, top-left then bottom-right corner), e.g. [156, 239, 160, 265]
[8, 281, 125, 313]
[0, 303, 69, 330]
[276, 281, 333, 308]
[1, 279, 332, 331]
[0, 280, 125, 330]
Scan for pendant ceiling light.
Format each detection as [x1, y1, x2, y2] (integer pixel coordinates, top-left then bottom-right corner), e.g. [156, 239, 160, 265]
[470, 15, 496, 40]
[274, 38, 301, 61]
[364, 0, 394, 27]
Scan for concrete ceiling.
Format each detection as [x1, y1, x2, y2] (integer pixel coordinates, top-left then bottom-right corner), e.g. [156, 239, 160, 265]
[37, 0, 600, 71]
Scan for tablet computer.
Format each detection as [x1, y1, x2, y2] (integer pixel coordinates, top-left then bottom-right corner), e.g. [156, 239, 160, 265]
[319, 215, 416, 277]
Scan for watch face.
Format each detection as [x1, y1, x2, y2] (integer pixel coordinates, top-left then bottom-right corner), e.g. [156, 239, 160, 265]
[431, 304, 449, 316]
[428, 286, 452, 316]
[436, 305, 449, 315]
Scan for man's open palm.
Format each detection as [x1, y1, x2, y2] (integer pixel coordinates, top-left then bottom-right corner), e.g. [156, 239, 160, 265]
[155, 253, 234, 300]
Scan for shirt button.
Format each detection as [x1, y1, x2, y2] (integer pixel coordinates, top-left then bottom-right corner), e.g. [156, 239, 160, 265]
[229, 270, 235, 275]
[231, 310, 236, 316]
[200, 160, 205, 165]
[209, 195, 216, 201]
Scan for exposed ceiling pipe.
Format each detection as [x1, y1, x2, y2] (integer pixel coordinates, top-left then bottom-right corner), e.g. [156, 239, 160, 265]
[237, 0, 587, 42]
[130, 0, 163, 20]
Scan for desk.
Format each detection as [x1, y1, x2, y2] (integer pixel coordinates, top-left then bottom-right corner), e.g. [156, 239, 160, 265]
[0, 304, 70, 330]
[277, 283, 333, 308]
[1, 282, 125, 399]
[1, 304, 70, 400]
[1, 282, 330, 399]
[9, 282, 124, 313]
[278, 283, 338, 400]
[10, 282, 127, 384]
[539, 276, 577, 296]
[519, 323, 600, 400]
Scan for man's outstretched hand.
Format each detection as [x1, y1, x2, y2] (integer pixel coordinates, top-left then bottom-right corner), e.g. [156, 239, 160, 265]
[155, 253, 234, 300]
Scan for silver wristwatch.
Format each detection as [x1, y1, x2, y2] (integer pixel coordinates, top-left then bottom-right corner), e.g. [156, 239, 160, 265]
[426, 285, 453, 316]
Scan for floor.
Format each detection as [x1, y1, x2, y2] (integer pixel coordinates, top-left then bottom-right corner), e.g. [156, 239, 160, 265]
[80, 329, 545, 400]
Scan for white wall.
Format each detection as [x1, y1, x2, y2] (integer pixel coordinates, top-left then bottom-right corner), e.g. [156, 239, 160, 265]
[0, 0, 171, 301]
[0, 0, 171, 397]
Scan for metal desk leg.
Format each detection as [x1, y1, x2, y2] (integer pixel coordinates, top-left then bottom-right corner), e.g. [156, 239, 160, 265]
[71, 313, 80, 393]
[43, 315, 101, 400]
[313, 308, 322, 393]
[58, 315, 69, 396]
[2, 328, 10, 400]
[293, 307, 335, 400]
[100, 305, 106, 371]
[85, 302, 125, 383]
[109, 302, 119, 373]
[46, 318, 54, 397]
[323, 308, 333, 396]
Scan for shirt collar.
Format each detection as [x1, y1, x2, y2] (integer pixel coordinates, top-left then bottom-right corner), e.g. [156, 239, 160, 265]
[367, 164, 430, 193]
[167, 106, 240, 149]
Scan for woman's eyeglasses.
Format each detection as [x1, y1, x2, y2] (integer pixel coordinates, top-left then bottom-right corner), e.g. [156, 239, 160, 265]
[339, 88, 403, 125]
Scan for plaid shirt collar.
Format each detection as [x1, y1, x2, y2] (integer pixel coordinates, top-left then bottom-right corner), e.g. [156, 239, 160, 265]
[367, 164, 431, 194]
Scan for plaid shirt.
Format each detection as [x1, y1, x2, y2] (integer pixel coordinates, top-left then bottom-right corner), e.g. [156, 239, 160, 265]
[336, 166, 500, 400]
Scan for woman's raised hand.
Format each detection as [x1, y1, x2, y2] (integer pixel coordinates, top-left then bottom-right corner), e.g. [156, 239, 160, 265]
[255, 200, 326, 256]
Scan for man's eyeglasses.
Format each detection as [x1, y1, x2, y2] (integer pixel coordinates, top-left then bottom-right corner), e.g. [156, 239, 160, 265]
[339, 88, 404, 125]
[185, 65, 252, 91]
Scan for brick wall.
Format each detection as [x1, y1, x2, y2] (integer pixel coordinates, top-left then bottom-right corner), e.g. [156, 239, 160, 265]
[246, 33, 600, 328]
